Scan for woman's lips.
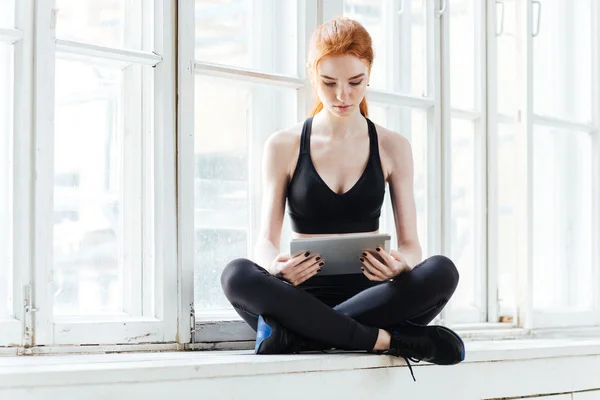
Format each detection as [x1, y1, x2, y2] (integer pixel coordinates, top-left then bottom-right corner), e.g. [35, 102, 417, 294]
[334, 105, 352, 111]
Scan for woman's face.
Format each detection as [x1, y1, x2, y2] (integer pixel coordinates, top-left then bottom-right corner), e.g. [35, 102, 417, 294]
[314, 54, 370, 118]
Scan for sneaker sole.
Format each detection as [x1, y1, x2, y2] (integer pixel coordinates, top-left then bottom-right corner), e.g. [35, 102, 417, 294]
[433, 325, 465, 364]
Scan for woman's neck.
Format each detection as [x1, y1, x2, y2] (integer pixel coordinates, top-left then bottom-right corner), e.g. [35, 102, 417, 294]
[312, 109, 366, 140]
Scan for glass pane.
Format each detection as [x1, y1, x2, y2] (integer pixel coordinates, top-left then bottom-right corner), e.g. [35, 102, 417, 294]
[0, 0, 15, 27]
[533, 0, 592, 123]
[343, 0, 386, 91]
[194, 75, 297, 310]
[54, 59, 147, 315]
[195, 0, 297, 76]
[0, 44, 13, 317]
[496, 123, 518, 313]
[449, 0, 476, 110]
[344, 0, 427, 96]
[532, 126, 593, 311]
[56, 0, 146, 50]
[368, 104, 428, 257]
[449, 118, 478, 309]
[496, 0, 518, 117]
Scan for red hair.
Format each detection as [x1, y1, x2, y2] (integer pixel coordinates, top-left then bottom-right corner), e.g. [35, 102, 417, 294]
[307, 18, 374, 117]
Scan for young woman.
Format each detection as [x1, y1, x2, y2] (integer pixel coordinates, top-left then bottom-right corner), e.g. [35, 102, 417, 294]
[220, 17, 464, 379]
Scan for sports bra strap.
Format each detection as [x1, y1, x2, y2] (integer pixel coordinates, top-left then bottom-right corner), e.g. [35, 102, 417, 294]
[366, 118, 380, 159]
[299, 117, 313, 155]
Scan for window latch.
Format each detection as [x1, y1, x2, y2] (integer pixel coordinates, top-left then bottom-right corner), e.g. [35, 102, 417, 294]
[22, 284, 38, 348]
[190, 303, 196, 344]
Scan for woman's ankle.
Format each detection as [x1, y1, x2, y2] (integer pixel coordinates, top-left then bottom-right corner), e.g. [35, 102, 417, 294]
[372, 329, 391, 351]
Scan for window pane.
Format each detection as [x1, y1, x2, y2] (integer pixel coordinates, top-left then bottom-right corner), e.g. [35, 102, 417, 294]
[344, 0, 427, 96]
[194, 0, 298, 76]
[194, 75, 297, 310]
[0, 44, 13, 318]
[368, 104, 428, 256]
[533, 0, 592, 123]
[449, 0, 475, 110]
[0, 0, 14, 27]
[532, 126, 593, 311]
[56, 0, 146, 50]
[496, 123, 518, 313]
[54, 59, 148, 316]
[449, 118, 479, 309]
[343, 0, 386, 91]
[496, 0, 518, 117]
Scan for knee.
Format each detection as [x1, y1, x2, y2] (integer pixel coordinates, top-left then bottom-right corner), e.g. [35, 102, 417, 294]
[428, 255, 459, 294]
[220, 258, 261, 299]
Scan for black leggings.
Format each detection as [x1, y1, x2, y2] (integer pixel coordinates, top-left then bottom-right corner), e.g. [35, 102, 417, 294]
[220, 255, 459, 351]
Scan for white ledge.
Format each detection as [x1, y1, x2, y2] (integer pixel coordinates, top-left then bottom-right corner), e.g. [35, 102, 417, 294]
[1, 338, 599, 388]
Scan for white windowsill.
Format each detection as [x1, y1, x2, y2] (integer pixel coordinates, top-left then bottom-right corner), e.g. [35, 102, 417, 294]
[1, 338, 600, 385]
[1, 338, 600, 399]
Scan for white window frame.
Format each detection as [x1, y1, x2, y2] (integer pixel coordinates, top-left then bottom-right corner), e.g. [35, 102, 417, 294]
[511, 0, 600, 330]
[0, 0, 598, 352]
[485, 0, 518, 328]
[188, 0, 449, 342]
[184, 0, 321, 336]
[0, 0, 30, 348]
[190, 0, 600, 343]
[442, 0, 489, 325]
[28, 0, 178, 346]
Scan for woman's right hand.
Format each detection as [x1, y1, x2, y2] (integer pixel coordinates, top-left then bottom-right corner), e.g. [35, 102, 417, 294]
[270, 252, 325, 286]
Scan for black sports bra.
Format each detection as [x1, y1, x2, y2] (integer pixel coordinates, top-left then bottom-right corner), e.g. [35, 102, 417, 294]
[286, 117, 386, 234]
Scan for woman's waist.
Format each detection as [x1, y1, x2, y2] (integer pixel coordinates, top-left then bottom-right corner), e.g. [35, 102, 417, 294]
[291, 229, 379, 240]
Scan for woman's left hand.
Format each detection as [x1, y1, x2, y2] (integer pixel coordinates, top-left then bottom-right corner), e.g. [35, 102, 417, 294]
[360, 247, 411, 281]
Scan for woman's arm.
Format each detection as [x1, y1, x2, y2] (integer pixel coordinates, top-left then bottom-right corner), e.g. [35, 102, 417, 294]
[252, 130, 296, 274]
[385, 131, 423, 269]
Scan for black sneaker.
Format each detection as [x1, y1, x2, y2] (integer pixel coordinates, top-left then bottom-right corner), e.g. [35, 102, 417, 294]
[255, 315, 330, 355]
[378, 323, 465, 381]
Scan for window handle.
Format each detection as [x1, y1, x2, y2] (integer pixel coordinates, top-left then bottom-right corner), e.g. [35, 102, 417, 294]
[436, 0, 447, 18]
[532, 0, 542, 37]
[496, 0, 505, 36]
[397, 0, 404, 16]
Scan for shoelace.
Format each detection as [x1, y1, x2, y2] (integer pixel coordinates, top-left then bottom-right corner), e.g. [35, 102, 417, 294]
[381, 349, 419, 381]
[382, 332, 432, 382]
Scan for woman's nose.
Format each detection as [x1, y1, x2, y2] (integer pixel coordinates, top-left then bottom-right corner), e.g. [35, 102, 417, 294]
[336, 86, 351, 102]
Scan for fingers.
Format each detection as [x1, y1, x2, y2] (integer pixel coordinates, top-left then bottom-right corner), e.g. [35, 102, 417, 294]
[360, 257, 388, 281]
[290, 260, 324, 286]
[280, 253, 323, 284]
[276, 252, 310, 281]
[376, 247, 397, 266]
[282, 251, 312, 271]
[361, 250, 395, 279]
[387, 249, 411, 274]
[361, 264, 381, 281]
[288, 255, 323, 283]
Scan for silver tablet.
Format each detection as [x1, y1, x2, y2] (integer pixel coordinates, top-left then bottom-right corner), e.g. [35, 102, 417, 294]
[289, 233, 392, 276]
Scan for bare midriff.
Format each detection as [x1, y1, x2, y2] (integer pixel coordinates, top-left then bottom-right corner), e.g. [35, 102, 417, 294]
[291, 229, 379, 239]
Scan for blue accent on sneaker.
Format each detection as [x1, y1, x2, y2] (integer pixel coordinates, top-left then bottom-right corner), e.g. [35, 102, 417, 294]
[460, 345, 465, 361]
[255, 315, 273, 354]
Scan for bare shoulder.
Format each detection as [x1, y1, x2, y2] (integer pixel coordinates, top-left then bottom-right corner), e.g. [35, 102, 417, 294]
[264, 121, 304, 177]
[373, 123, 411, 152]
[265, 121, 303, 154]
[372, 122, 412, 179]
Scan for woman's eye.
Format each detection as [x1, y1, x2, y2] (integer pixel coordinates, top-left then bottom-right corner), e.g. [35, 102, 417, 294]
[322, 80, 363, 87]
